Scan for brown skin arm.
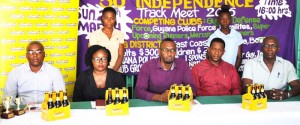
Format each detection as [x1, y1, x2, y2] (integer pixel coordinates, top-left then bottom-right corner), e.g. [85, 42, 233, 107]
[268, 89, 288, 100]
[243, 78, 300, 100]
[235, 45, 242, 71]
[269, 80, 300, 100]
[113, 43, 125, 71]
[151, 90, 169, 102]
[241, 78, 252, 94]
[242, 78, 287, 100]
[288, 80, 300, 97]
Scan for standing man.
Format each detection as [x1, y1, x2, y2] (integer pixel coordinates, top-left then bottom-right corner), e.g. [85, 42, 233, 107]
[4, 41, 65, 104]
[242, 36, 300, 100]
[135, 38, 197, 102]
[192, 38, 241, 96]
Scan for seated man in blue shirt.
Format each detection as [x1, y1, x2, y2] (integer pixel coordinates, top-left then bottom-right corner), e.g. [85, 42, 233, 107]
[242, 36, 300, 100]
[4, 41, 65, 104]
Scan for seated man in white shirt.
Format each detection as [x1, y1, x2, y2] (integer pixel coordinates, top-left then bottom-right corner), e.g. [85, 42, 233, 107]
[4, 41, 65, 105]
[242, 36, 300, 100]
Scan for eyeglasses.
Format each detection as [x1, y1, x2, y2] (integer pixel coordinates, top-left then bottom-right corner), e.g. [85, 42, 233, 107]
[92, 57, 108, 63]
[263, 44, 278, 49]
[27, 50, 44, 55]
[160, 48, 176, 53]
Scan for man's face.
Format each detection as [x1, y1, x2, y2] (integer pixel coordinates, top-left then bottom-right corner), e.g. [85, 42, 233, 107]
[26, 44, 45, 67]
[208, 42, 225, 63]
[262, 38, 280, 60]
[159, 41, 176, 64]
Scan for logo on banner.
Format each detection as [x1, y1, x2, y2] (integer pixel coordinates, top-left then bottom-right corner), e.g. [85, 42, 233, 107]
[255, 0, 291, 20]
[78, 4, 133, 39]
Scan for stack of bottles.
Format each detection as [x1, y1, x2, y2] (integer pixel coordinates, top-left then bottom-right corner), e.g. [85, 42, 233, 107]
[42, 90, 70, 121]
[105, 87, 129, 116]
[242, 84, 267, 111]
[168, 84, 193, 111]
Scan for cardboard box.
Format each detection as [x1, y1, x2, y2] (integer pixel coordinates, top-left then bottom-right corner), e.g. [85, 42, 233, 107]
[168, 84, 193, 112]
[242, 84, 267, 111]
[105, 88, 129, 116]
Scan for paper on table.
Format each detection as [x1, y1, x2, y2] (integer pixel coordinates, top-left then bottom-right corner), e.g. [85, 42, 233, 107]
[91, 101, 96, 109]
[28, 103, 42, 112]
[91, 100, 106, 110]
[192, 99, 201, 105]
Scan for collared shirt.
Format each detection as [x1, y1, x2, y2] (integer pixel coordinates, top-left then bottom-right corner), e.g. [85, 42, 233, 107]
[192, 59, 241, 96]
[72, 68, 125, 102]
[135, 58, 197, 101]
[242, 56, 298, 90]
[4, 63, 65, 105]
[207, 28, 243, 66]
[88, 28, 124, 72]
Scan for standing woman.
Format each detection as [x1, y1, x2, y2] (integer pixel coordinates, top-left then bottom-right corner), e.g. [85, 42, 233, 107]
[88, 7, 124, 72]
[207, 5, 243, 70]
[73, 45, 125, 102]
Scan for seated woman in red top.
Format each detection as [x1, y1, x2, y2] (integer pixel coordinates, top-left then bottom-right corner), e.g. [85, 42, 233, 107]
[192, 38, 241, 96]
[73, 45, 125, 101]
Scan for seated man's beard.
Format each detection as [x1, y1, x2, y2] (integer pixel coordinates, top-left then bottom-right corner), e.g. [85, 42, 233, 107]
[164, 60, 173, 64]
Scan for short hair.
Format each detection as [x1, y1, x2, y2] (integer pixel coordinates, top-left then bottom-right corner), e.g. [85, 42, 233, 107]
[218, 5, 231, 17]
[101, 6, 117, 27]
[210, 38, 226, 49]
[26, 41, 44, 51]
[85, 45, 112, 69]
[160, 38, 175, 48]
[262, 36, 280, 47]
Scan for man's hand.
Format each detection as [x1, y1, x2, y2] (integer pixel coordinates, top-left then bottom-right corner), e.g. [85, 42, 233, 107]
[161, 90, 169, 102]
[267, 89, 288, 100]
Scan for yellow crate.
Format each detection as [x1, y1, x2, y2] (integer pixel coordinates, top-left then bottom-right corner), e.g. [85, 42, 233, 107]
[105, 88, 129, 116]
[168, 84, 193, 112]
[242, 84, 267, 111]
[41, 102, 70, 121]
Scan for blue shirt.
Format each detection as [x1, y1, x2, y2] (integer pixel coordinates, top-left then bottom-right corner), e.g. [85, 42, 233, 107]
[4, 62, 65, 105]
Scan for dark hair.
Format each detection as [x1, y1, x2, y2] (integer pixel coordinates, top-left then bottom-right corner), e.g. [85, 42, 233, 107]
[85, 45, 112, 69]
[262, 36, 280, 47]
[101, 6, 117, 27]
[26, 41, 44, 51]
[160, 38, 175, 48]
[210, 38, 225, 49]
[218, 5, 231, 16]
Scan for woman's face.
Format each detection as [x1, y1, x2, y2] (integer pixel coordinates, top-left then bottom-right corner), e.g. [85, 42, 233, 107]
[218, 12, 231, 29]
[102, 11, 116, 28]
[92, 50, 109, 72]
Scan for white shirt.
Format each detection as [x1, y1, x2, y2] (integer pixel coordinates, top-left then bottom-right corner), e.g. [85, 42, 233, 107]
[88, 28, 124, 72]
[242, 56, 298, 90]
[4, 62, 65, 105]
[207, 28, 243, 66]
